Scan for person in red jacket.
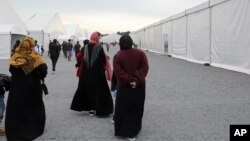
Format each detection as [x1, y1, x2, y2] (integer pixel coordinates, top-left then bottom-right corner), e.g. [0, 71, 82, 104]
[113, 35, 149, 141]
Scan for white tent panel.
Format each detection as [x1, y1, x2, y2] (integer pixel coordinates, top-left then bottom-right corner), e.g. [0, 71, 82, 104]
[64, 24, 82, 37]
[28, 32, 44, 48]
[209, 0, 229, 7]
[130, 32, 138, 46]
[160, 17, 172, 24]
[101, 33, 121, 44]
[0, 25, 26, 59]
[162, 21, 172, 54]
[26, 13, 65, 34]
[0, 24, 26, 35]
[172, 17, 187, 58]
[78, 37, 87, 46]
[211, 0, 250, 74]
[153, 25, 163, 53]
[26, 13, 65, 51]
[44, 14, 65, 34]
[0, 0, 27, 30]
[137, 30, 143, 49]
[43, 33, 50, 50]
[50, 33, 59, 41]
[187, 9, 210, 64]
[186, 2, 209, 14]
[172, 11, 186, 20]
[132, 30, 144, 49]
[143, 29, 150, 50]
[0, 34, 23, 59]
[11, 34, 25, 49]
[0, 35, 10, 59]
[148, 27, 155, 52]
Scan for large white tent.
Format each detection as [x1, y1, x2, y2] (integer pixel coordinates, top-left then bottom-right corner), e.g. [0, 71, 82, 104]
[0, 0, 27, 59]
[131, 0, 250, 74]
[101, 33, 121, 44]
[25, 13, 65, 51]
[77, 28, 88, 46]
[57, 24, 82, 45]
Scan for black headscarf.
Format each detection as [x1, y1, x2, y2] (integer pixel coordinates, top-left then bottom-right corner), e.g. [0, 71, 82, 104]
[119, 35, 133, 50]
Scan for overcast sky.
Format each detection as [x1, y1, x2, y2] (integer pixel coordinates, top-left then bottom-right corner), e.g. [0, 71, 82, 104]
[8, 0, 208, 34]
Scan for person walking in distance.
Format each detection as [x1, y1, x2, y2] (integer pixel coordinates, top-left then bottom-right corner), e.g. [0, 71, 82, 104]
[34, 40, 41, 55]
[66, 39, 73, 61]
[74, 41, 81, 59]
[48, 39, 61, 72]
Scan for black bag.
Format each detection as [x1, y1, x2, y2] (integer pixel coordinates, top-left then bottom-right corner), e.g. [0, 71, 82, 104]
[41, 80, 48, 95]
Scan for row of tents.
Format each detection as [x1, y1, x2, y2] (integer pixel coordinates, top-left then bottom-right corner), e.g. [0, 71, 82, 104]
[130, 0, 250, 74]
[0, 0, 88, 59]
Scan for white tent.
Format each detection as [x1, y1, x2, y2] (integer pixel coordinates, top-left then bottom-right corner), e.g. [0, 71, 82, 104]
[101, 33, 121, 44]
[0, 0, 27, 59]
[131, 0, 250, 74]
[57, 24, 82, 45]
[25, 13, 65, 51]
[77, 28, 88, 46]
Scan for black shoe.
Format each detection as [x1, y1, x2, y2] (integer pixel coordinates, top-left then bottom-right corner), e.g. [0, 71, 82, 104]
[89, 110, 96, 117]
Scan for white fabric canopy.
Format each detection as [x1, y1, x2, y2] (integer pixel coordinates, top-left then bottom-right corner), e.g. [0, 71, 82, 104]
[211, 0, 250, 74]
[101, 33, 121, 44]
[161, 21, 172, 54]
[131, 0, 250, 74]
[172, 15, 187, 58]
[0, 0, 27, 59]
[187, 3, 210, 64]
[25, 13, 65, 50]
[0, 24, 26, 35]
[26, 13, 65, 34]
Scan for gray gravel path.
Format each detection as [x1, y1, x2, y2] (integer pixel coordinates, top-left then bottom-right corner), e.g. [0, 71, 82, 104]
[0, 46, 249, 141]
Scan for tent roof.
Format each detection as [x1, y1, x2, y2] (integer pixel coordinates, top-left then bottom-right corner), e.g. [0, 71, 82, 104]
[0, 24, 27, 35]
[25, 13, 65, 34]
[80, 28, 88, 38]
[101, 33, 121, 43]
[172, 11, 186, 20]
[0, 0, 27, 34]
[64, 24, 82, 37]
[210, 0, 229, 6]
[186, 1, 209, 14]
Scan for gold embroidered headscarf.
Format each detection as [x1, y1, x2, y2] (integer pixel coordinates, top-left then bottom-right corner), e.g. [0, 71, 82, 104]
[9, 36, 44, 75]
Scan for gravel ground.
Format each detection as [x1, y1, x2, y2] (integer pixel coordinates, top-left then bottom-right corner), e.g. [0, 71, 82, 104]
[0, 46, 250, 141]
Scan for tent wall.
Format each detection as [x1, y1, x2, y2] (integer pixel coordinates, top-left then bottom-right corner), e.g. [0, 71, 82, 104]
[154, 25, 163, 53]
[211, 0, 250, 74]
[172, 16, 187, 58]
[28, 32, 51, 51]
[0, 33, 25, 59]
[0, 34, 10, 59]
[187, 9, 210, 63]
[11, 34, 25, 49]
[44, 33, 50, 51]
[162, 21, 172, 54]
[131, 0, 250, 74]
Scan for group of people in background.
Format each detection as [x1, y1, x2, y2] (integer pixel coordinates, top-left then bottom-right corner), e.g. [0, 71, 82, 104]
[0, 32, 149, 141]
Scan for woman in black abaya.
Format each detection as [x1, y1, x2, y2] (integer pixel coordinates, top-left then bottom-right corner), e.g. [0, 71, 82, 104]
[71, 32, 113, 116]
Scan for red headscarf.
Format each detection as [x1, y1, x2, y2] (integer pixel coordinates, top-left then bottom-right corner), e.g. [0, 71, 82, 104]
[89, 32, 100, 44]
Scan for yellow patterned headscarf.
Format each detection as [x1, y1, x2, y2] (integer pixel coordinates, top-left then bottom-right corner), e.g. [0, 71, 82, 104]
[9, 36, 45, 75]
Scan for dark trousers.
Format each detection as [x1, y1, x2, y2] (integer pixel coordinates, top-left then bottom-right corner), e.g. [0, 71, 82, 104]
[50, 56, 59, 71]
